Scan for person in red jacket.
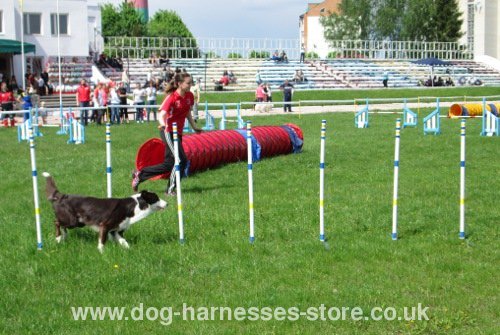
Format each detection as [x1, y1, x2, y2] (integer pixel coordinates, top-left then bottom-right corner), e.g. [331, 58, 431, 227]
[132, 72, 202, 196]
[76, 79, 91, 125]
[0, 82, 16, 127]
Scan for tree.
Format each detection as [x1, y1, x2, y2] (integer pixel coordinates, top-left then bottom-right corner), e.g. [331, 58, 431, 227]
[101, 2, 146, 37]
[322, 0, 463, 42]
[147, 10, 194, 38]
[321, 0, 372, 40]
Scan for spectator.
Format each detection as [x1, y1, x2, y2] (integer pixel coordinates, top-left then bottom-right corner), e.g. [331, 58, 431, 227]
[382, 71, 389, 88]
[265, 82, 272, 102]
[300, 44, 306, 63]
[255, 70, 263, 85]
[190, 78, 201, 121]
[132, 83, 145, 123]
[255, 83, 266, 103]
[118, 82, 129, 123]
[121, 70, 130, 93]
[280, 50, 288, 63]
[279, 80, 294, 113]
[145, 81, 157, 122]
[271, 50, 281, 62]
[109, 86, 121, 125]
[76, 79, 91, 126]
[228, 70, 237, 84]
[9, 75, 19, 91]
[0, 82, 16, 127]
[17, 89, 32, 122]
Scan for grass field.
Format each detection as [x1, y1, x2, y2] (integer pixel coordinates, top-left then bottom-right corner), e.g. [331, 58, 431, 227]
[0, 88, 498, 334]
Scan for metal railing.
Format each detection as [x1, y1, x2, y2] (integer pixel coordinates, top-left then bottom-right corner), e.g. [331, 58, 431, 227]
[103, 37, 473, 61]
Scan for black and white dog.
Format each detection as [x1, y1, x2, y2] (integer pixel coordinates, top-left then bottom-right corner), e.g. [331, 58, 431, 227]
[42, 172, 167, 253]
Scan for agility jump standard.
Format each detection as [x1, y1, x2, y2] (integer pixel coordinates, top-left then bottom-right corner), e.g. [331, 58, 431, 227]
[392, 119, 401, 240]
[247, 121, 255, 243]
[319, 120, 326, 242]
[172, 122, 185, 244]
[28, 127, 43, 250]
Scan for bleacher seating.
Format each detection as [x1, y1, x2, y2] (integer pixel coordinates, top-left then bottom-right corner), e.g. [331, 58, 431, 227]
[46, 57, 500, 94]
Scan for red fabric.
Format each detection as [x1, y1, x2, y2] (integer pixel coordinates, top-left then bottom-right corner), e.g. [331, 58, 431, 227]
[159, 91, 194, 133]
[0, 91, 15, 103]
[135, 125, 302, 179]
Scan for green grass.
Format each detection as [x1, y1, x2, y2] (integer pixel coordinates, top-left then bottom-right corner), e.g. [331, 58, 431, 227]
[0, 91, 498, 334]
[199, 86, 500, 106]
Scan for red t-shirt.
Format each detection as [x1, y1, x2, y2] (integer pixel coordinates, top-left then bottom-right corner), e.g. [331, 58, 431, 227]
[160, 91, 194, 133]
[76, 85, 91, 102]
[0, 91, 15, 104]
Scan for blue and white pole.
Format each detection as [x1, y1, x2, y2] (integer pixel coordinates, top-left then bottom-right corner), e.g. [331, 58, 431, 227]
[172, 122, 185, 243]
[319, 120, 326, 242]
[392, 118, 401, 240]
[459, 119, 466, 239]
[246, 121, 255, 243]
[105, 123, 112, 198]
[28, 127, 43, 250]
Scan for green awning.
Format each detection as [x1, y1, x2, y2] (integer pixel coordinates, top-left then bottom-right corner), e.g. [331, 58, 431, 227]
[0, 39, 36, 54]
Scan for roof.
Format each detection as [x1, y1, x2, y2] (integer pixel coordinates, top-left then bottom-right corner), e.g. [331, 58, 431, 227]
[0, 39, 36, 54]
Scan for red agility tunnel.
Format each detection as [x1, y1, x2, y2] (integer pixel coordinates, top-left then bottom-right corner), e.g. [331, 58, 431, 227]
[135, 124, 304, 180]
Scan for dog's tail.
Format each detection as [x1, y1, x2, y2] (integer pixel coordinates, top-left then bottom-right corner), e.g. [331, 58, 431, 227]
[42, 172, 60, 201]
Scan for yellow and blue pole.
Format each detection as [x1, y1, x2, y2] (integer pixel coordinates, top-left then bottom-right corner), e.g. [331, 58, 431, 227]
[319, 120, 326, 242]
[106, 123, 112, 198]
[28, 127, 43, 250]
[392, 119, 401, 240]
[172, 122, 185, 243]
[246, 121, 255, 243]
[459, 119, 466, 239]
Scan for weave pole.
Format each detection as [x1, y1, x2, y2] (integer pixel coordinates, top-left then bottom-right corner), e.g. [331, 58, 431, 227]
[392, 119, 401, 240]
[172, 123, 185, 243]
[459, 119, 466, 239]
[319, 120, 326, 242]
[246, 121, 255, 243]
[105, 123, 112, 198]
[28, 127, 43, 250]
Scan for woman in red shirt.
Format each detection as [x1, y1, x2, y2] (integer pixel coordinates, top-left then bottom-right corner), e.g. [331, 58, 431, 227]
[132, 72, 202, 195]
[0, 82, 16, 126]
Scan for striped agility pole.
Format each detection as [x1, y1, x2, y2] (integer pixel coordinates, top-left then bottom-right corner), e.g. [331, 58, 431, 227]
[459, 119, 466, 239]
[319, 120, 326, 242]
[105, 123, 112, 198]
[392, 118, 401, 240]
[28, 127, 43, 250]
[172, 122, 185, 243]
[246, 121, 255, 243]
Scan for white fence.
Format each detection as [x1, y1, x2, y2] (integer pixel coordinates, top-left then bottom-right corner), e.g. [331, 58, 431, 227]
[104, 37, 473, 60]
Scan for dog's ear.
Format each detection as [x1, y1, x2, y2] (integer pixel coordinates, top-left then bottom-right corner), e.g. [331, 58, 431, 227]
[137, 192, 149, 210]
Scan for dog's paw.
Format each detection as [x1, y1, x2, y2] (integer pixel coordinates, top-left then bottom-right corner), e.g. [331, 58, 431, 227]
[118, 238, 130, 249]
[56, 236, 63, 243]
[98, 243, 105, 254]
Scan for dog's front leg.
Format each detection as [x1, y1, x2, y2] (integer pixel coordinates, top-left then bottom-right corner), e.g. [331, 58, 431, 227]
[55, 220, 65, 243]
[115, 231, 130, 249]
[98, 225, 109, 253]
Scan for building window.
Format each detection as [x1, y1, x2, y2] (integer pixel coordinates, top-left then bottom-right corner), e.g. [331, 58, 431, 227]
[51, 13, 69, 35]
[467, 3, 474, 50]
[0, 10, 3, 34]
[24, 13, 42, 35]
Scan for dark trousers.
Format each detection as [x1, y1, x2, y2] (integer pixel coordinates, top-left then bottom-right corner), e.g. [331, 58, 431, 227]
[79, 101, 90, 125]
[139, 130, 187, 192]
[284, 98, 292, 112]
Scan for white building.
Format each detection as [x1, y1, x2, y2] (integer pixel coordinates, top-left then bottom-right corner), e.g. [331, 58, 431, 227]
[0, 0, 102, 82]
[458, 0, 500, 60]
[300, 0, 500, 61]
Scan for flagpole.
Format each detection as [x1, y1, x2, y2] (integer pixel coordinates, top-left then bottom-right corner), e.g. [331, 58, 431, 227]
[20, 0, 26, 91]
[56, 0, 64, 132]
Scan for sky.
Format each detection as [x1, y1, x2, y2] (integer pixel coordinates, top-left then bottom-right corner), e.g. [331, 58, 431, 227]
[101, 0, 308, 39]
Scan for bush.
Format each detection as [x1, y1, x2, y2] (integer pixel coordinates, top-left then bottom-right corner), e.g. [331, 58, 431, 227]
[327, 51, 340, 59]
[306, 51, 319, 59]
[227, 53, 242, 59]
[250, 50, 270, 59]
